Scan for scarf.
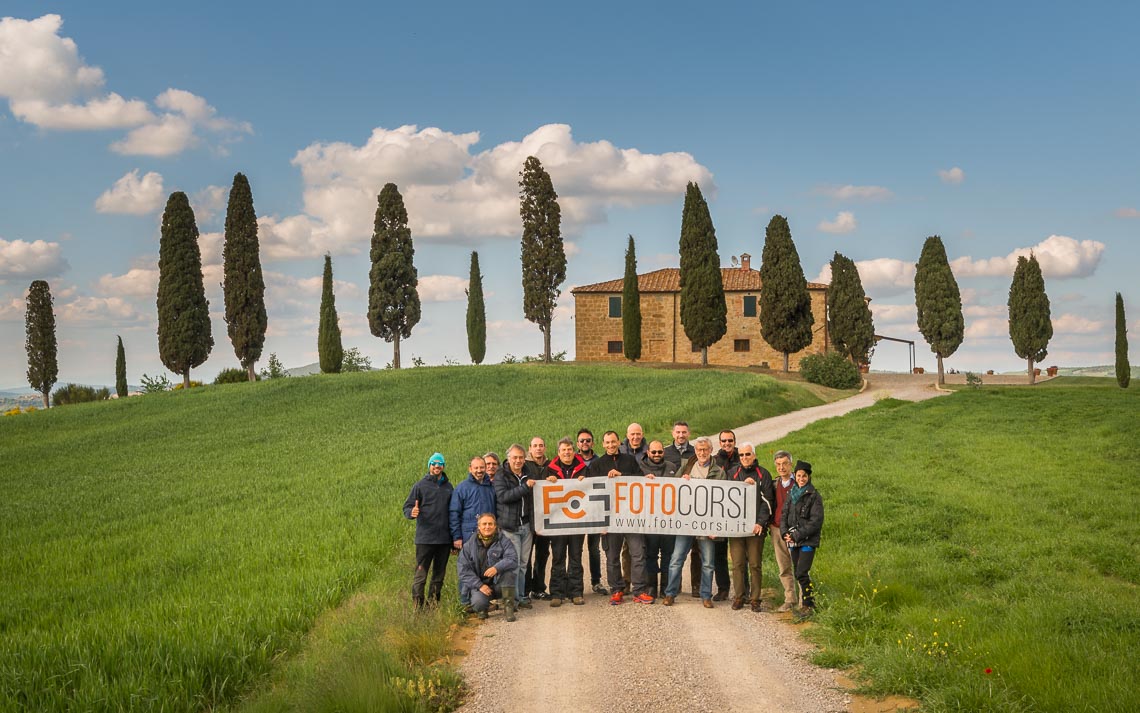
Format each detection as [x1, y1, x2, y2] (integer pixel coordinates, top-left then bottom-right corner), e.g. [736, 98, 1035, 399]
[477, 532, 495, 546]
[790, 482, 808, 504]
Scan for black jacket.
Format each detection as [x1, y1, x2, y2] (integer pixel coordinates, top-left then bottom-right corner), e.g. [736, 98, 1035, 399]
[781, 483, 824, 548]
[663, 442, 694, 468]
[714, 448, 741, 471]
[586, 451, 642, 478]
[403, 472, 454, 545]
[640, 457, 679, 478]
[494, 464, 534, 533]
[727, 463, 777, 527]
[619, 438, 647, 461]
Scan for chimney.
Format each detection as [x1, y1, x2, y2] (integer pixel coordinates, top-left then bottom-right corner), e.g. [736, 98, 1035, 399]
[740, 253, 751, 270]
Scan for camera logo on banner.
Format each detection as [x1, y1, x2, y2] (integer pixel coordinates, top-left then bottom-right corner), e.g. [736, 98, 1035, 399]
[541, 480, 610, 530]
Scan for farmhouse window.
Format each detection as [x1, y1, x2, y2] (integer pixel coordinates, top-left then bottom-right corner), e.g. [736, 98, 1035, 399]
[691, 343, 701, 353]
[734, 339, 751, 352]
[607, 340, 623, 354]
[743, 296, 757, 317]
[608, 296, 622, 318]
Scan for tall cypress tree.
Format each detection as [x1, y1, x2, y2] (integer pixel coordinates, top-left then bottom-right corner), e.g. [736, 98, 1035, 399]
[828, 251, 875, 366]
[466, 251, 486, 365]
[622, 235, 642, 361]
[157, 192, 213, 388]
[678, 182, 726, 366]
[1007, 254, 1052, 385]
[115, 335, 128, 398]
[1117, 292, 1130, 388]
[759, 215, 814, 372]
[368, 183, 420, 369]
[25, 279, 58, 408]
[222, 173, 267, 381]
[318, 253, 343, 374]
[914, 235, 964, 385]
[519, 156, 566, 363]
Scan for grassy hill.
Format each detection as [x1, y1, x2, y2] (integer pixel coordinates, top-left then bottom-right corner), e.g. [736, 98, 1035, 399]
[0, 363, 828, 712]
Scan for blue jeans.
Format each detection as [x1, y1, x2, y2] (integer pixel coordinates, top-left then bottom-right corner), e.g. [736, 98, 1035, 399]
[666, 536, 715, 599]
[502, 527, 533, 603]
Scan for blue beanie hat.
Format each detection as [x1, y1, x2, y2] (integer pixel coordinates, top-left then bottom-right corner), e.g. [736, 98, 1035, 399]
[428, 452, 445, 467]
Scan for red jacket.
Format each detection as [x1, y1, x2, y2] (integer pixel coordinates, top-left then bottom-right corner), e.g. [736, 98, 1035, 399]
[546, 454, 588, 479]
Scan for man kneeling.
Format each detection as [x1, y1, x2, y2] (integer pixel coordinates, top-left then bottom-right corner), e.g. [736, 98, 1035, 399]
[458, 513, 519, 621]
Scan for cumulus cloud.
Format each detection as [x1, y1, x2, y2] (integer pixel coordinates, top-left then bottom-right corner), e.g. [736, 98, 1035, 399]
[951, 235, 1104, 280]
[0, 294, 26, 321]
[264, 123, 713, 259]
[814, 257, 916, 292]
[1052, 313, 1105, 335]
[0, 15, 104, 103]
[191, 185, 229, 223]
[965, 317, 1009, 339]
[869, 303, 915, 325]
[95, 170, 165, 215]
[95, 267, 157, 297]
[818, 211, 857, 234]
[56, 295, 144, 324]
[1115, 207, 1140, 219]
[417, 275, 469, 303]
[814, 184, 893, 201]
[0, 238, 68, 279]
[938, 167, 965, 185]
[10, 94, 153, 130]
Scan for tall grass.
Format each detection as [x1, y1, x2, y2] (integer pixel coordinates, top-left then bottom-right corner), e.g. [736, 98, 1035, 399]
[1, 363, 824, 712]
[770, 383, 1139, 712]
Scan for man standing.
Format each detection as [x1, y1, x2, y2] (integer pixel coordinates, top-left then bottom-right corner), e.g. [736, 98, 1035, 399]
[495, 444, 536, 611]
[402, 453, 454, 609]
[450, 455, 496, 609]
[545, 438, 589, 606]
[663, 437, 726, 608]
[702, 429, 738, 600]
[663, 421, 694, 468]
[771, 450, 799, 612]
[640, 440, 678, 598]
[587, 431, 649, 604]
[619, 422, 648, 461]
[525, 437, 552, 600]
[577, 428, 607, 595]
[714, 430, 741, 471]
[726, 442, 776, 612]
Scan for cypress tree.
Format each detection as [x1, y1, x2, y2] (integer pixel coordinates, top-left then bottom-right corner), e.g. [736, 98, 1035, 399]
[622, 235, 642, 361]
[466, 251, 486, 365]
[157, 191, 213, 388]
[519, 156, 566, 363]
[1007, 254, 1052, 385]
[1117, 292, 1130, 388]
[759, 215, 814, 372]
[828, 252, 875, 366]
[222, 173, 267, 381]
[367, 183, 420, 369]
[914, 235, 964, 385]
[318, 253, 343, 373]
[678, 182, 727, 366]
[25, 279, 58, 408]
[115, 335, 128, 398]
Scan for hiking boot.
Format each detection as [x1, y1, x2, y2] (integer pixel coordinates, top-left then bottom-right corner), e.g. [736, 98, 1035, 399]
[502, 587, 517, 622]
[532, 591, 551, 601]
[592, 583, 608, 595]
[476, 610, 488, 620]
[634, 593, 655, 604]
[731, 597, 744, 611]
[571, 597, 585, 605]
[610, 591, 624, 606]
[690, 588, 700, 598]
[702, 599, 714, 609]
[750, 600, 763, 613]
[662, 595, 675, 606]
[517, 599, 534, 610]
[550, 598, 562, 608]
[793, 606, 815, 622]
[776, 602, 793, 613]
[713, 590, 729, 602]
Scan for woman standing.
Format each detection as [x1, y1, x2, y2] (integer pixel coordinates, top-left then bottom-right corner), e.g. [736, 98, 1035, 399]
[781, 460, 824, 620]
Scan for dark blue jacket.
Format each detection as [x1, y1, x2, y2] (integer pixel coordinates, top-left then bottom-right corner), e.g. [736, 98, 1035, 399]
[450, 472, 497, 542]
[402, 472, 454, 545]
[457, 530, 518, 592]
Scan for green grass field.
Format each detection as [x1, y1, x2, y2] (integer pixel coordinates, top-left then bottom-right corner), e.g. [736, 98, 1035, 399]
[0, 363, 827, 712]
[773, 380, 1139, 712]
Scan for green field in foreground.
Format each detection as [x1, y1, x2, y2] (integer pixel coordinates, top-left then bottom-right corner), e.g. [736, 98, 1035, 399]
[0, 363, 828, 712]
[776, 381, 1139, 712]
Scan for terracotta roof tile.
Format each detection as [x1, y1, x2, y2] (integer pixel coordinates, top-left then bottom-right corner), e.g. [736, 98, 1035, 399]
[571, 267, 828, 293]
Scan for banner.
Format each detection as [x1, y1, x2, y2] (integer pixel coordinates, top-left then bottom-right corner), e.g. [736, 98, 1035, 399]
[533, 476, 756, 537]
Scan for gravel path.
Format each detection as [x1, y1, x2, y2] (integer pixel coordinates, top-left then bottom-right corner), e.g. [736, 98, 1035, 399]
[456, 375, 946, 712]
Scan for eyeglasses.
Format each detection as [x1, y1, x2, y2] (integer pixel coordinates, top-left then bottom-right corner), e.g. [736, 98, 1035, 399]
[648, 450, 664, 455]
[578, 437, 592, 443]
[740, 452, 755, 458]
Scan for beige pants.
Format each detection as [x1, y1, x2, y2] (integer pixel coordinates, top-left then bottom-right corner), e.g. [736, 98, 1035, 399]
[769, 524, 797, 605]
[729, 535, 764, 601]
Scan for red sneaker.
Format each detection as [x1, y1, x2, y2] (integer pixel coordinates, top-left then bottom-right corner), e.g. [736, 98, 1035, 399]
[609, 591, 624, 605]
[634, 593, 655, 604]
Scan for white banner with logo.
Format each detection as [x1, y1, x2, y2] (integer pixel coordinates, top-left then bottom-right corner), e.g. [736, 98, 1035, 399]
[532, 477, 756, 537]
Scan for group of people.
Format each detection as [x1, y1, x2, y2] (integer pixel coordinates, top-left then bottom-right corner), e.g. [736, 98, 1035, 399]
[402, 422, 825, 623]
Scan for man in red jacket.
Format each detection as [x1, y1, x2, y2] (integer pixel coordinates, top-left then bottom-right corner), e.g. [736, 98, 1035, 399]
[544, 438, 589, 606]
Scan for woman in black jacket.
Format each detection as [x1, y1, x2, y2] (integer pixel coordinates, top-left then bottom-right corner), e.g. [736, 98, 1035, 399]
[780, 460, 824, 619]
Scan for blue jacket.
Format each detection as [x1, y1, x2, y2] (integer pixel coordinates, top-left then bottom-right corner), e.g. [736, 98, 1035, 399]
[457, 530, 518, 593]
[450, 472, 497, 542]
[402, 472, 454, 545]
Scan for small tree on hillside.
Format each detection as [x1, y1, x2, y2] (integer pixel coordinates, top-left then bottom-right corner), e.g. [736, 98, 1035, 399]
[115, 335, 128, 397]
[1007, 253, 1052, 384]
[622, 235, 642, 361]
[466, 251, 486, 365]
[25, 279, 58, 408]
[519, 156, 566, 363]
[318, 253, 343, 374]
[679, 182, 727, 366]
[158, 192, 213, 388]
[223, 173, 267, 381]
[1117, 292, 1130, 388]
[914, 235, 964, 385]
[759, 215, 814, 372]
[368, 183, 421, 369]
[827, 251, 874, 366]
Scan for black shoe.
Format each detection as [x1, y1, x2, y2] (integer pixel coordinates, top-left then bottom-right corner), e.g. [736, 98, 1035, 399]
[713, 590, 730, 602]
[592, 583, 608, 595]
[648, 586, 658, 599]
[532, 591, 551, 601]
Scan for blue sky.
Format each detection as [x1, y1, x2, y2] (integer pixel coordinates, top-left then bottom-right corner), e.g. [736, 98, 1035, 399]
[2, 2, 1137, 386]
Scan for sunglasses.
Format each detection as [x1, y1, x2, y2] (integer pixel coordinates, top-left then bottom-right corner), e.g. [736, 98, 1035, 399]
[578, 437, 593, 443]
[720, 438, 734, 443]
[648, 450, 665, 455]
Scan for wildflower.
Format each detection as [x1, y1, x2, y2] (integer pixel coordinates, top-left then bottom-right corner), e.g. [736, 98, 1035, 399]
[985, 668, 993, 674]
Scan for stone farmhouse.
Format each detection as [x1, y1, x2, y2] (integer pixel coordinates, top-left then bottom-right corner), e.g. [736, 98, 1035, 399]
[571, 254, 832, 369]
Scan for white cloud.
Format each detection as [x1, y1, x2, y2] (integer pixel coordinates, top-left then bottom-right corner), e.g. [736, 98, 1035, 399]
[191, 185, 229, 223]
[965, 317, 1008, 338]
[265, 123, 714, 259]
[95, 170, 165, 215]
[564, 240, 581, 258]
[1052, 313, 1105, 335]
[815, 184, 893, 201]
[1115, 207, 1140, 219]
[417, 275, 468, 303]
[964, 304, 1006, 318]
[198, 232, 223, 266]
[869, 302, 915, 325]
[951, 235, 1104, 280]
[0, 238, 68, 279]
[0, 15, 104, 103]
[10, 94, 153, 130]
[96, 267, 157, 297]
[0, 294, 25, 321]
[938, 167, 965, 185]
[818, 211, 857, 234]
[56, 295, 143, 324]
[815, 257, 916, 292]
[110, 113, 196, 157]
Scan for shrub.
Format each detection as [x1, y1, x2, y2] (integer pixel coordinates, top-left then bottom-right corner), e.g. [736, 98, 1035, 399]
[52, 383, 111, 406]
[965, 372, 983, 389]
[214, 367, 258, 384]
[342, 347, 372, 373]
[172, 380, 203, 390]
[260, 353, 289, 379]
[139, 373, 173, 394]
[800, 352, 861, 389]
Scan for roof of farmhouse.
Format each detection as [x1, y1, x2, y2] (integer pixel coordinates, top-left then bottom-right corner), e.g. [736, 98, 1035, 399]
[571, 266, 830, 294]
